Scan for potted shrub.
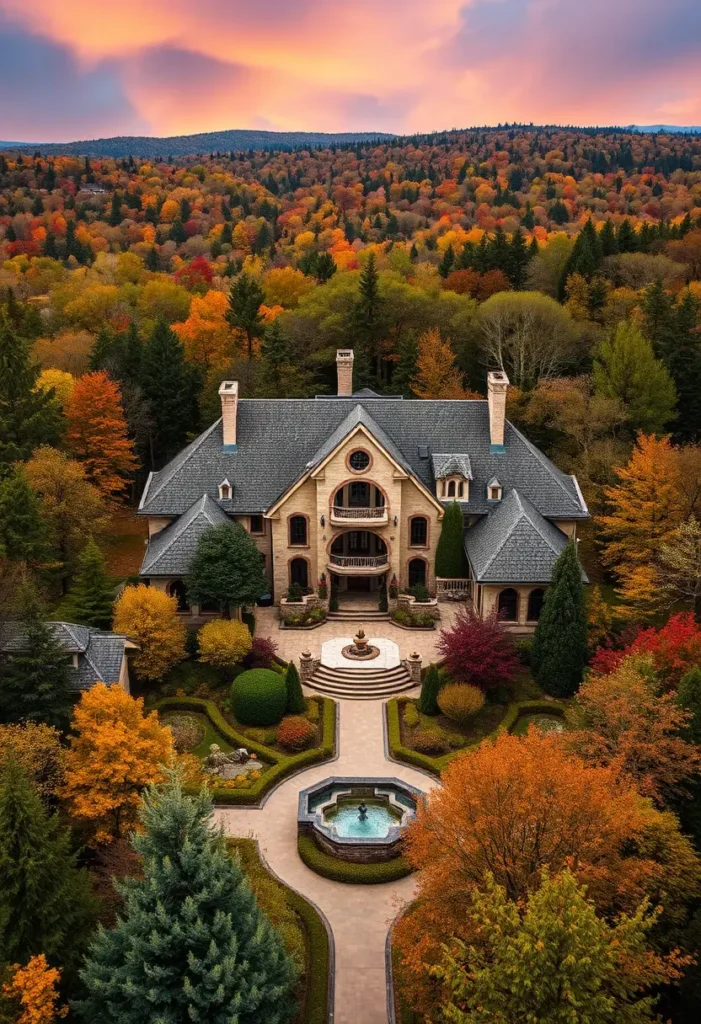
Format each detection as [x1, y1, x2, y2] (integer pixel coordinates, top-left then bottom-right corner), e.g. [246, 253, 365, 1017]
[317, 573, 328, 601]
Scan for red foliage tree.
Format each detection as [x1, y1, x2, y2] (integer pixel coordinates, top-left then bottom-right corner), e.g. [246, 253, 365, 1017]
[65, 371, 137, 497]
[591, 612, 701, 688]
[174, 255, 214, 291]
[437, 607, 520, 688]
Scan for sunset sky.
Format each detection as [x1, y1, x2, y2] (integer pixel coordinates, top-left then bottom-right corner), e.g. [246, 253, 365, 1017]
[1, 0, 700, 142]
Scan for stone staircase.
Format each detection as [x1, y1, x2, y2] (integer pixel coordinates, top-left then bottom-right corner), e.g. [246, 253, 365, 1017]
[307, 663, 413, 700]
[326, 609, 390, 622]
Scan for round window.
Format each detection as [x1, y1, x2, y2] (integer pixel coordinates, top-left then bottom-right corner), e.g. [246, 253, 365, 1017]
[349, 450, 370, 472]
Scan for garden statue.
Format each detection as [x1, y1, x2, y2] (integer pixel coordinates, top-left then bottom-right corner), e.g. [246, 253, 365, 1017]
[358, 802, 368, 821]
[204, 743, 249, 773]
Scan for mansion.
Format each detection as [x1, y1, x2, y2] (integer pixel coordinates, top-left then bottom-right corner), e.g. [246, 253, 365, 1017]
[138, 350, 588, 629]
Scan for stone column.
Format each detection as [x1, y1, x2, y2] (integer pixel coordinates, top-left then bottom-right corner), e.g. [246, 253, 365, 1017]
[299, 650, 315, 682]
[407, 651, 422, 684]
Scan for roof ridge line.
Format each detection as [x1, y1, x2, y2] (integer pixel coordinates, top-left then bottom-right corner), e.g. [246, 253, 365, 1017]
[144, 495, 209, 567]
[507, 421, 583, 511]
[516, 491, 567, 554]
[480, 492, 522, 574]
[143, 420, 222, 509]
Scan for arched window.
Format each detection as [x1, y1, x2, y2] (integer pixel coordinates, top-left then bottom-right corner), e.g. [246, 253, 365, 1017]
[408, 558, 427, 589]
[167, 579, 190, 612]
[410, 516, 428, 546]
[218, 479, 232, 500]
[289, 515, 308, 546]
[290, 558, 309, 590]
[498, 587, 518, 622]
[527, 588, 545, 622]
[447, 480, 456, 497]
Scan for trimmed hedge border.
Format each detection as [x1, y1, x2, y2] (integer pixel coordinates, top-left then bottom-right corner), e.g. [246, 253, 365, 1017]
[297, 834, 412, 885]
[153, 695, 337, 805]
[229, 838, 331, 1024]
[386, 698, 566, 776]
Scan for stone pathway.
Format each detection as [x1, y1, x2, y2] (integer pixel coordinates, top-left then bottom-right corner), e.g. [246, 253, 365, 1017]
[214, 694, 434, 1024]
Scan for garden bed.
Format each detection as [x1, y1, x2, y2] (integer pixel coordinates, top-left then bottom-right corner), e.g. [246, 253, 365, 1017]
[297, 834, 412, 885]
[155, 695, 336, 805]
[227, 838, 331, 1024]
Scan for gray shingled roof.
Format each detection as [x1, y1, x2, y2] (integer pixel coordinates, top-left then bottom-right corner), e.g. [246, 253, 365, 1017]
[139, 398, 587, 520]
[140, 494, 230, 576]
[0, 622, 128, 692]
[463, 489, 589, 584]
[432, 453, 473, 480]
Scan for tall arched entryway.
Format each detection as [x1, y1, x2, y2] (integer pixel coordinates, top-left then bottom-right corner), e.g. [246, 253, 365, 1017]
[328, 531, 388, 595]
[498, 587, 518, 622]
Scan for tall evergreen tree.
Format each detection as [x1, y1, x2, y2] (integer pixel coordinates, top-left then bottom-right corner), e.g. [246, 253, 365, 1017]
[0, 307, 61, 475]
[0, 587, 74, 729]
[353, 252, 385, 383]
[531, 542, 588, 697]
[187, 524, 268, 619]
[435, 501, 469, 578]
[507, 228, 531, 288]
[418, 663, 441, 716]
[641, 279, 675, 356]
[77, 773, 296, 1024]
[662, 291, 701, 442]
[0, 468, 46, 564]
[140, 319, 198, 467]
[60, 538, 114, 630]
[284, 662, 305, 715]
[261, 318, 290, 375]
[226, 272, 265, 359]
[0, 757, 95, 973]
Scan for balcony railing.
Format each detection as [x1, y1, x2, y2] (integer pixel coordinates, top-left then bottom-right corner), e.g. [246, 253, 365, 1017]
[436, 577, 473, 601]
[330, 505, 387, 520]
[329, 554, 388, 568]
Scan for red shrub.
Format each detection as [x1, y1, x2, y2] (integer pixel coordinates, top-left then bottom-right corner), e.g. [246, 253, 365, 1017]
[242, 636, 279, 670]
[276, 715, 317, 752]
[437, 607, 520, 689]
[590, 612, 701, 688]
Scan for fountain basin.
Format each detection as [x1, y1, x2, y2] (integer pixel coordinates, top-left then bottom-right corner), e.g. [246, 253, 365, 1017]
[298, 776, 421, 863]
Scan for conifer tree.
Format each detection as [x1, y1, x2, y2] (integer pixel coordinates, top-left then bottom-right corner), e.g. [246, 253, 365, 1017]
[284, 662, 305, 715]
[532, 542, 588, 697]
[0, 307, 60, 475]
[435, 501, 469, 578]
[353, 252, 385, 382]
[140, 319, 198, 467]
[507, 227, 530, 287]
[60, 538, 114, 630]
[592, 321, 676, 434]
[0, 586, 74, 729]
[261, 318, 290, 376]
[0, 757, 95, 973]
[0, 468, 46, 564]
[418, 663, 441, 716]
[226, 272, 265, 359]
[76, 773, 296, 1024]
[187, 524, 268, 618]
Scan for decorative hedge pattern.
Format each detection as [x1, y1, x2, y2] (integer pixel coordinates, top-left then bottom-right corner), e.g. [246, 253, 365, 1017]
[386, 698, 566, 775]
[153, 695, 336, 805]
[297, 834, 412, 885]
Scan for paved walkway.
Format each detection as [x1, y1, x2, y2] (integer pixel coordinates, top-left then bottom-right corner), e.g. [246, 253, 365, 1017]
[214, 694, 434, 1024]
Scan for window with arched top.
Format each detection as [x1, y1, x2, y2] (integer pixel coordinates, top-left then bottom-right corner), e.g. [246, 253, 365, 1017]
[447, 480, 456, 497]
[497, 587, 518, 622]
[410, 516, 428, 546]
[527, 588, 545, 622]
[290, 558, 309, 589]
[167, 579, 190, 612]
[289, 515, 308, 546]
[408, 558, 427, 588]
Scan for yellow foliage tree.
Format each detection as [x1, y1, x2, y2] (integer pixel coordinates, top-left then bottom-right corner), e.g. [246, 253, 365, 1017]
[0, 722, 65, 800]
[2, 955, 67, 1024]
[113, 585, 186, 681]
[61, 683, 174, 843]
[598, 433, 685, 619]
[34, 369, 75, 408]
[173, 290, 230, 368]
[262, 266, 315, 309]
[411, 328, 476, 400]
[197, 620, 252, 668]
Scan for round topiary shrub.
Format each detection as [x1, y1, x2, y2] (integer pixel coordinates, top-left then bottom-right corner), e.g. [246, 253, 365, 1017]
[411, 730, 449, 755]
[437, 683, 485, 724]
[231, 668, 287, 726]
[277, 715, 318, 752]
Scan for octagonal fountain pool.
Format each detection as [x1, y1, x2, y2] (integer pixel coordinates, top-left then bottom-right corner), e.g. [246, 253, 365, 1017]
[298, 777, 421, 863]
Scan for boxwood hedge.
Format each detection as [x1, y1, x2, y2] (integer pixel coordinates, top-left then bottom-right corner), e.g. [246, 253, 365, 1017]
[297, 834, 412, 884]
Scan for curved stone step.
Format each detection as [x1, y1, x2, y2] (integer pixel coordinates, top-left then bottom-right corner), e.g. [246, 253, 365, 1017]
[307, 663, 414, 699]
[326, 610, 390, 621]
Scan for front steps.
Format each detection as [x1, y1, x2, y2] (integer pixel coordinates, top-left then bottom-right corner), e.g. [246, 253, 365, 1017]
[326, 609, 390, 622]
[308, 663, 413, 699]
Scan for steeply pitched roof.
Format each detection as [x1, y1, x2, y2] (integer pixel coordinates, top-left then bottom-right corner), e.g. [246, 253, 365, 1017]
[463, 489, 589, 584]
[141, 494, 230, 576]
[431, 453, 473, 480]
[0, 622, 128, 691]
[139, 398, 587, 520]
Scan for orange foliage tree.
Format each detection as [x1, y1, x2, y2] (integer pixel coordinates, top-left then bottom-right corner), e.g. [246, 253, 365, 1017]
[61, 683, 174, 844]
[410, 328, 477, 400]
[173, 290, 230, 369]
[65, 371, 137, 497]
[393, 730, 698, 1014]
[565, 655, 701, 804]
[2, 955, 67, 1024]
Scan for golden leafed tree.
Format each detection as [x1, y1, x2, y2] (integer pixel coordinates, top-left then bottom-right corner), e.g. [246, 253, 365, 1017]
[65, 371, 138, 498]
[410, 328, 476, 400]
[2, 955, 67, 1024]
[61, 683, 174, 844]
[113, 584, 187, 681]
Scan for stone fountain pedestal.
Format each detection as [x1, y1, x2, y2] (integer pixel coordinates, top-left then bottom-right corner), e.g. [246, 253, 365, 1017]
[320, 636, 401, 670]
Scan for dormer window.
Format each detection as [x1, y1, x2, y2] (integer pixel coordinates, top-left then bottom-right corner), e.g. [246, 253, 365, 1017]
[487, 477, 502, 501]
[432, 454, 472, 504]
[442, 476, 467, 500]
[218, 479, 232, 500]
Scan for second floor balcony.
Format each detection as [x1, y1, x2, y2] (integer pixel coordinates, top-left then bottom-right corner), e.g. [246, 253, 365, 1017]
[329, 504, 388, 526]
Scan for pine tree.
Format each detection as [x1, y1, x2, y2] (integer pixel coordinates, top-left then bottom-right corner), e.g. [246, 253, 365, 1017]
[418, 663, 441, 716]
[641, 279, 675, 356]
[592, 321, 676, 434]
[226, 272, 265, 359]
[187, 524, 268, 618]
[664, 291, 701, 442]
[435, 501, 469, 578]
[284, 662, 305, 715]
[0, 307, 60, 475]
[89, 325, 116, 372]
[0, 587, 74, 729]
[532, 543, 588, 697]
[108, 192, 122, 227]
[261, 318, 290, 375]
[507, 228, 530, 288]
[76, 773, 296, 1024]
[60, 538, 114, 630]
[0, 467, 46, 563]
[438, 244, 455, 277]
[353, 252, 385, 383]
[140, 319, 198, 467]
[0, 757, 95, 973]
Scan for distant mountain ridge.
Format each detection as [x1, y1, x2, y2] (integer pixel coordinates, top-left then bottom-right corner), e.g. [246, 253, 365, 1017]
[627, 124, 701, 134]
[0, 128, 396, 158]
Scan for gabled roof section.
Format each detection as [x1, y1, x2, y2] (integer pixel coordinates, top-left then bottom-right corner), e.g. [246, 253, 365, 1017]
[464, 489, 589, 584]
[305, 404, 413, 476]
[0, 621, 92, 653]
[432, 453, 473, 480]
[0, 622, 128, 691]
[141, 494, 230, 576]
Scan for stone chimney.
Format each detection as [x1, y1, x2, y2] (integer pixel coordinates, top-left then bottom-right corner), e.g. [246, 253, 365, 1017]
[487, 370, 509, 452]
[336, 349, 354, 396]
[218, 381, 239, 450]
